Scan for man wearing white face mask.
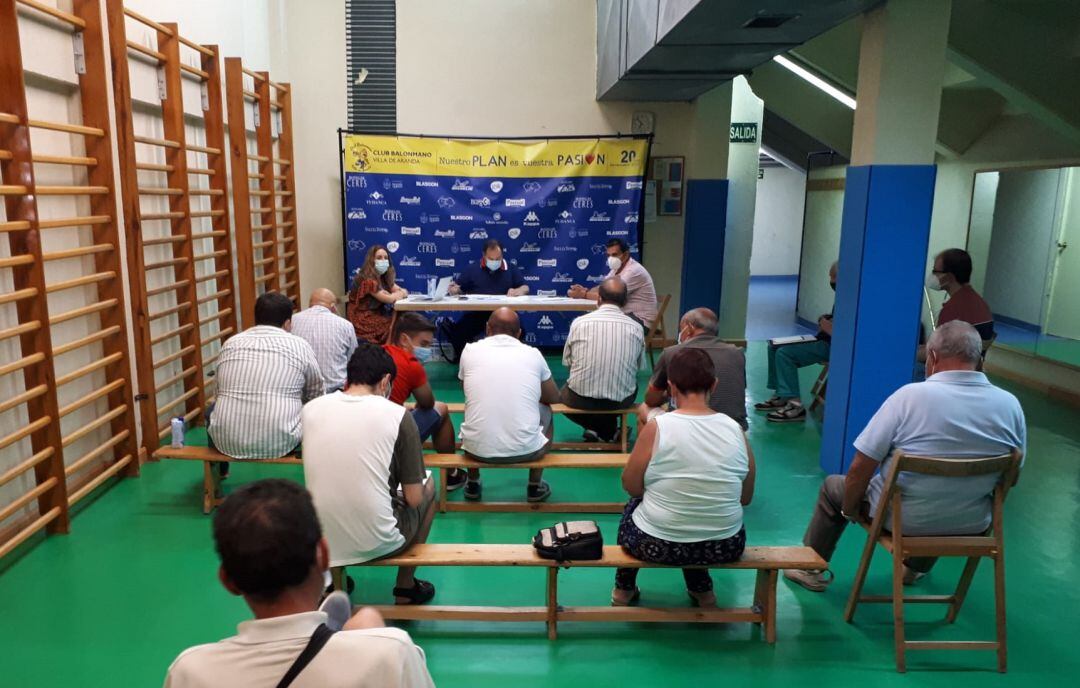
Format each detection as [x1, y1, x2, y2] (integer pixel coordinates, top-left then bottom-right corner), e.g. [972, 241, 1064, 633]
[384, 313, 467, 491]
[568, 238, 657, 330]
[920, 248, 995, 362]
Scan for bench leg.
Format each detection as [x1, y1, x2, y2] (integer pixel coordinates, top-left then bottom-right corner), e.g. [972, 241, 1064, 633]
[438, 467, 448, 513]
[202, 461, 220, 515]
[764, 570, 777, 644]
[620, 413, 629, 452]
[546, 568, 558, 640]
[331, 567, 345, 592]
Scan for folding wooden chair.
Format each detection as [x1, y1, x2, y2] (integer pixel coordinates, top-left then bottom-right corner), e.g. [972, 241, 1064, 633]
[844, 449, 1022, 673]
[645, 294, 675, 367]
[977, 333, 997, 372]
[808, 363, 829, 414]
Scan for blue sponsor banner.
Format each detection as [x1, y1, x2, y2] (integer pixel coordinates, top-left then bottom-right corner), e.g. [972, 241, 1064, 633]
[341, 135, 649, 346]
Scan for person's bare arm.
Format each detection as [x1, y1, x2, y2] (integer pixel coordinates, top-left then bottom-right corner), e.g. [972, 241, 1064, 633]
[539, 377, 560, 405]
[818, 316, 834, 337]
[402, 482, 425, 509]
[370, 288, 405, 304]
[508, 285, 529, 296]
[622, 420, 657, 497]
[411, 382, 436, 409]
[643, 384, 668, 408]
[842, 451, 879, 520]
[390, 283, 409, 297]
[741, 433, 756, 506]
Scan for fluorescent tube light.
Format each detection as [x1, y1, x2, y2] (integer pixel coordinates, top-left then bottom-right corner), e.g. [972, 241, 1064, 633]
[773, 55, 857, 110]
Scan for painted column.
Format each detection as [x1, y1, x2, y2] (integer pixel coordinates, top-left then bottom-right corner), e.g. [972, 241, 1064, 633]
[820, 0, 951, 473]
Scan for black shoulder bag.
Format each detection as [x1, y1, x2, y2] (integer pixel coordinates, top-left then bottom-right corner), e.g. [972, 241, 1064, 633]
[533, 520, 604, 562]
[276, 624, 336, 688]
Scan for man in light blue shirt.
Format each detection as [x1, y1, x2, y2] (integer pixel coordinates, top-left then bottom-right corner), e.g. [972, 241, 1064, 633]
[785, 321, 1026, 592]
[290, 288, 357, 392]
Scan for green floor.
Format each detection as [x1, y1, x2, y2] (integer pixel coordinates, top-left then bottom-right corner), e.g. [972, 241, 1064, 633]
[2, 342, 1079, 686]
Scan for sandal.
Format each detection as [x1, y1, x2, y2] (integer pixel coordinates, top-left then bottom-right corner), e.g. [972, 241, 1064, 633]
[611, 587, 640, 607]
[393, 578, 436, 605]
[766, 401, 807, 423]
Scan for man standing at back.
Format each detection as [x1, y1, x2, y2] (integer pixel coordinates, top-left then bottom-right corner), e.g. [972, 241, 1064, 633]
[568, 239, 657, 330]
[458, 307, 561, 503]
[638, 307, 747, 430]
[208, 292, 323, 459]
[562, 277, 646, 443]
[290, 288, 357, 392]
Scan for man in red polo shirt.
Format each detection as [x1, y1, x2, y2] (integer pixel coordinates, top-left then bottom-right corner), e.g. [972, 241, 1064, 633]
[384, 313, 467, 490]
[927, 248, 995, 340]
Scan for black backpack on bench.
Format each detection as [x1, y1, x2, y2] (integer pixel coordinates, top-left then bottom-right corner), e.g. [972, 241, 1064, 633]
[533, 521, 604, 562]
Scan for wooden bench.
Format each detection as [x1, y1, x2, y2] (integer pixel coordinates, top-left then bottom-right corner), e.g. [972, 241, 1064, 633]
[426, 452, 628, 513]
[154, 445, 301, 514]
[439, 402, 634, 451]
[348, 543, 826, 642]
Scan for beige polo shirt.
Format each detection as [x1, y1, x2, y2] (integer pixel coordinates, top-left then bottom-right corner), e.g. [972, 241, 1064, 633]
[163, 611, 434, 688]
[606, 257, 658, 327]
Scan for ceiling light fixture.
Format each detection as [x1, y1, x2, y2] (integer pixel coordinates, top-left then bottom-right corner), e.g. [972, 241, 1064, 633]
[773, 55, 856, 110]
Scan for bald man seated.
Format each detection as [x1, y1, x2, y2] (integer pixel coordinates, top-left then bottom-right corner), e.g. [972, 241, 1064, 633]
[290, 288, 358, 392]
[638, 307, 748, 431]
[457, 308, 561, 503]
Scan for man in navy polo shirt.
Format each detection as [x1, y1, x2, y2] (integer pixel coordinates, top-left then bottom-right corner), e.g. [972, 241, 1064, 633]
[443, 239, 529, 361]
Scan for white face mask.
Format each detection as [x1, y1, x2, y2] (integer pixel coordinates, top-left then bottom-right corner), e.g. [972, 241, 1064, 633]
[676, 326, 690, 345]
[374, 259, 390, 275]
[606, 255, 623, 272]
[925, 272, 943, 291]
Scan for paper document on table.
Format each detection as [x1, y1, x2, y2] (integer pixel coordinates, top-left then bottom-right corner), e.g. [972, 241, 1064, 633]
[769, 334, 818, 346]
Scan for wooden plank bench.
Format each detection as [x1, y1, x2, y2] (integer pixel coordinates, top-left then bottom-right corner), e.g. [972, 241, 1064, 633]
[426, 452, 629, 513]
[437, 402, 635, 452]
[154, 445, 301, 514]
[347, 543, 826, 642]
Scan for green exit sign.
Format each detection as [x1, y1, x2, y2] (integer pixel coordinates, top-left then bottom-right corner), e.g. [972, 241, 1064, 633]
[730, 122, 758, 143]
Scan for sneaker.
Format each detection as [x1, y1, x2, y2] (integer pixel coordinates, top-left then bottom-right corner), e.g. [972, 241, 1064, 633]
[902, 565, 927, 586]
[767, 401, 807, 423]
[582, 429, 602, 443]
[464, 480, 482, 501]
[319, 591, 353, 631]
[527, 480, 552, 503]
[445, 469, 468, 492]
[754, 396, 786, 411]
[783, 568, 834, 592]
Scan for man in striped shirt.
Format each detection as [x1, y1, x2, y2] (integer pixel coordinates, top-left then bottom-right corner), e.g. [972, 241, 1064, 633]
[290, 288, 357, 392]
[208, 292, 324, 459]
[561, 277, 646, 442]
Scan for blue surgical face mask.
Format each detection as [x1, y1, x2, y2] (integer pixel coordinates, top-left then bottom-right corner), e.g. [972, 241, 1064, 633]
[413, 346, 433, 363]
[374, 259, 390, 275]
[485, 258, 502, 271]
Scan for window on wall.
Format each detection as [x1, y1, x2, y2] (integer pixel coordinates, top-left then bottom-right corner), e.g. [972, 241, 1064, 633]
[346, 0, 397, 132]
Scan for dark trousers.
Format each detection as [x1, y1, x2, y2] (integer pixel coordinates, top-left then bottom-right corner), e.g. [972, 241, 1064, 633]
[804, 475, 938, 573]
[560, 385, 636, 439]
[615, 498, 747, 593]
[444, 312, 490, 363]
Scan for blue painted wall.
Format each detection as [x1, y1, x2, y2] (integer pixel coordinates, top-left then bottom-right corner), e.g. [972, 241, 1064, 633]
[680, 179, 729, 315]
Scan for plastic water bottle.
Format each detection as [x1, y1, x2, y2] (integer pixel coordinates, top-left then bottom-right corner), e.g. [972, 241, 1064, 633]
[170, 417, 185, 448]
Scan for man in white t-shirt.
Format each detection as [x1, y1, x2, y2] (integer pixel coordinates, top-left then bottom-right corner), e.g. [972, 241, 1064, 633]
[163, 479, 434, 688]
[302, 343, 437, 605]
[458, 307, 561, 503]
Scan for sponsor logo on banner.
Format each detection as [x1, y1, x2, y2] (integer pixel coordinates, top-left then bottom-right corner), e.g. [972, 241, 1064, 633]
[572, 197, 593, 209]
[546, 198, 558, 207]
[400, 196, 421, 205]
[524, 332, 538, 344]
[538, 290, 558, 297]
[587, 274, 606, 283]
[569, 228, 589, 238]
[524, 275, 540, 282]
[589, 212, 610, 222]
[437, 196, 456, 208]
[452, 179, 474, 191]
[554, 245, 577, 252]
[625, 213, 639, 223]
[556, 211, 573, 224]
[588, 182, 613, 190]
[608, 229, 630, 236]
[523, 211, 540, 225]
[504, 198, 525, 207]
[418, 242, 437, 253]
[450, 214, 474, 221]
[490, 181, 503, 193]
[576, 258, 590, 270]
[347, 239, 366, 251]
[456, 243, 472, 253]
[387, 241, 400, 253]
[367, 191, 386, 205]
[537, 314, 555, 328]
[434, 229, 455, 238]
[537, 258, 557, 268]
[346, 176, 367, 189]
[608, 198, 630, 205]
[451, 244, 459, 253]
[538, 228, 559, 239]
[557, 182, 575, 193]
[347, 208, 366, 220]
[416, 180, 439, 187]
[383, 179, 403, 189]
[366, 226, 389, 234]
[522, 181, 542, 193]
[468, 229, 488, 239]
[383, 209, 402, 221]
[400, 256, 421, 267]
[435, 258, 455, 267]
[471, 197, 491, 208]
[520, 242, 540, 253]
[591, 244, 607, 254]
[507, 227, 521, 239]
[625, 180, 643, 190]
[400, 226, 421, 236]
[551, 272, 573, 283]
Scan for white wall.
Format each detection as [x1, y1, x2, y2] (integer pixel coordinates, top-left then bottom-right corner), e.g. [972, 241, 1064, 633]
[751, 166, 806, 276]
[796, 167, 845, 323]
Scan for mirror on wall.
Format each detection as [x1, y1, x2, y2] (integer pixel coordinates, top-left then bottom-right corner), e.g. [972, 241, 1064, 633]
[967, 166, 1080, 368]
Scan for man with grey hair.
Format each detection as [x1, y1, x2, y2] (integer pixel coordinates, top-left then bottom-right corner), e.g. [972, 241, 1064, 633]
[639, 307, 747, 430]
[785, 320, 1026, 592]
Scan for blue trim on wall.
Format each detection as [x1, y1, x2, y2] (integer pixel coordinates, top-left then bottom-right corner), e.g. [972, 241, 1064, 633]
[796, 316, 818, 332]
[820, 164, 937, 474]
[993, 313, 1040, 333]
[679, 180, 729, 315]
[750, 274, 799, 282]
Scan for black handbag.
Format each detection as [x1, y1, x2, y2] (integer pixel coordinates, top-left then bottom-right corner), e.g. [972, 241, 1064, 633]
[533, 520, 604, 561]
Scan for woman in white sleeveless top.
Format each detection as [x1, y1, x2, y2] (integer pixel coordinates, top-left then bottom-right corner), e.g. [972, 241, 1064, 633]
[612, 347, 756, 607]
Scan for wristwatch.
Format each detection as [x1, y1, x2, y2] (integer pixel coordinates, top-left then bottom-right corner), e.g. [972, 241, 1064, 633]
[841, 508, 858, 522]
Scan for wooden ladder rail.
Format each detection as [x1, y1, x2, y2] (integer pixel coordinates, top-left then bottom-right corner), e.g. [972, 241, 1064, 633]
[224, 57, 258, 329]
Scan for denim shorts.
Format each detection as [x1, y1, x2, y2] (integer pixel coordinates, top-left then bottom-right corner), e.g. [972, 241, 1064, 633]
[410, 407, 442, 441]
